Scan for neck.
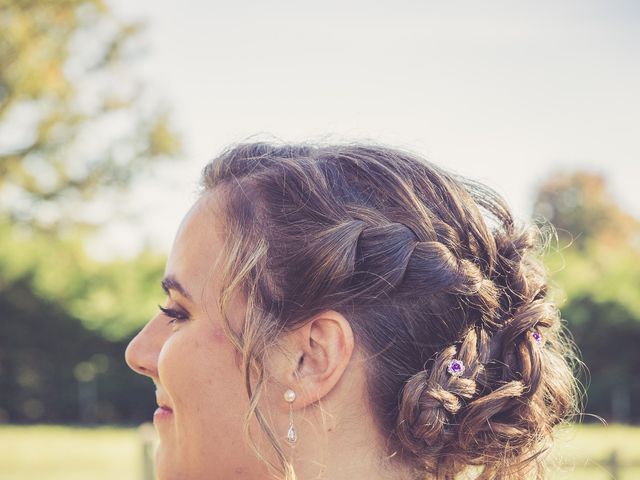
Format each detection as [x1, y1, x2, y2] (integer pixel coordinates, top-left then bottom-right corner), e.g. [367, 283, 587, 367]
[279, 402, 414, 480]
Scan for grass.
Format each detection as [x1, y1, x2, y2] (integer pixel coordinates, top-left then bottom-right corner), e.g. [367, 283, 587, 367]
[0, 423, 149, 480]
[0, 422, 639, 479]
[546, 423, 640, 479]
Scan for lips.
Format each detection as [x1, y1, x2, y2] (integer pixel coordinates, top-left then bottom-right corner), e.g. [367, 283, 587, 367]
[155, 396, 174, 422]
[154, 405, 173, 421]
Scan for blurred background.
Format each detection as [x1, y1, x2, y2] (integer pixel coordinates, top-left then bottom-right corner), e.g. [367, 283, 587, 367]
[1, 0, 639, 479]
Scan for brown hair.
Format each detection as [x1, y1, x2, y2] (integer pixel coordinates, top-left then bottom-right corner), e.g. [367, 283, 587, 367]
[200, 140, 583, 480]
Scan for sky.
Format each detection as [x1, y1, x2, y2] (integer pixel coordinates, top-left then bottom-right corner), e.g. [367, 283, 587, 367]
[88, 0, 640, 260]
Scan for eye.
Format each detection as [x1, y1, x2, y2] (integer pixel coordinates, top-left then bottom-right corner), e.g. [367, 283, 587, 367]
[158, 304, 190, 325]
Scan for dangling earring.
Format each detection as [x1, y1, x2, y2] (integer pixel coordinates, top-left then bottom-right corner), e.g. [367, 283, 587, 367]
[284, 389, 297, 445]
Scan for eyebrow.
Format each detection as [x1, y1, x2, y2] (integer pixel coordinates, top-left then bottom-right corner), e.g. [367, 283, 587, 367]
[161, 275, 193, 302]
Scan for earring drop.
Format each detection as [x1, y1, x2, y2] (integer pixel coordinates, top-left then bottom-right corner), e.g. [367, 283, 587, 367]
[284, 389, 297, 445]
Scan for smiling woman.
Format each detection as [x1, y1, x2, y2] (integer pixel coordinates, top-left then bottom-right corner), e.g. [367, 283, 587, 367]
[124, 141, 583, 480]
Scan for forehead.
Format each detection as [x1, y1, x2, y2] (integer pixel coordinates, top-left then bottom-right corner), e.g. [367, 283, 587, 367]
[165, 191, 226, 299]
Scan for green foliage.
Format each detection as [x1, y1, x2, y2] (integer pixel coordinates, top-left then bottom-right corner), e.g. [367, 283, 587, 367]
[0, 0, 176, 339]
[0, 0, 182, 230]
[0, 218, 165, 340]
[0, 0, 178, 425]
[0, 272, 156, 424]
[532, 170, 640, 252]
[544, 237, 640, 322]
[533, 169, 640, 422]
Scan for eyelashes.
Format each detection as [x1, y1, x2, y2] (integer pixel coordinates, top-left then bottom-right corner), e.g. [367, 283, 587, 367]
[158, 304, 190, 325]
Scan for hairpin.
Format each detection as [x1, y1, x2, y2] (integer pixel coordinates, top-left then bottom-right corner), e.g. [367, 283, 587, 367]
[447, 358, 465, 377]
[531, 329, 544, 345]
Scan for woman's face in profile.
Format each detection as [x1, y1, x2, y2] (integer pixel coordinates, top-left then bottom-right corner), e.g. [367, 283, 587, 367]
[124, 192, 272, 480]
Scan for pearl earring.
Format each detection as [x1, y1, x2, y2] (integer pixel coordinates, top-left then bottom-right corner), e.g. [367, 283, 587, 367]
[284, 389, 297, 444]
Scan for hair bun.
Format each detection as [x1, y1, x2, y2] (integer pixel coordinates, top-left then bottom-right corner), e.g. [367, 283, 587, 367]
[395, 297, 577, 479]
[396, 329, 488, 458]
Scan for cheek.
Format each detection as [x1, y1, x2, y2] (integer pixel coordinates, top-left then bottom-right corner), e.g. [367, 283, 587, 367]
[156, 324, 275, 479]
[159, 325, 248, 428]
[210, 323, 229, 343]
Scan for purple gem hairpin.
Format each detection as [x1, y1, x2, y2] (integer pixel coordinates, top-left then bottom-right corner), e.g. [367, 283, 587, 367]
[531, 329, 544, 345]
[447, 358, 465, 377]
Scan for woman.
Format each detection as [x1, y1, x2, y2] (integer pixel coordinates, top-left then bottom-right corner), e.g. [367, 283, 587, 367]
[125, 141, 582, 480]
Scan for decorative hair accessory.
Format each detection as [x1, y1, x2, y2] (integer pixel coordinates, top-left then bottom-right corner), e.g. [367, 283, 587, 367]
[284, 389, 297, 444]
[531, 329, 544, 345]
[447, 358, 465, 377]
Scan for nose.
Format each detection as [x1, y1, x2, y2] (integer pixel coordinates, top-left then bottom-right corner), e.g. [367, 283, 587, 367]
[125, 317, 162, 379]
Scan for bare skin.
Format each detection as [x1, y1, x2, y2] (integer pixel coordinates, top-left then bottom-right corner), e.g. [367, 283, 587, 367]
[125, 189, 412, 480]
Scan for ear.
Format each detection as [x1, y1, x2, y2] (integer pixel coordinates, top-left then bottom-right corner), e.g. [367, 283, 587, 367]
[272, 309, 355, 409]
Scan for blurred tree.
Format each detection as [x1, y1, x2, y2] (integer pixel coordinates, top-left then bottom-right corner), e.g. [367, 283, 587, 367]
[0, 272, 156, 423]
[532, 169, 640, 423]
[0, 218, 164, 423]
[560, 295, 640, 424]
[0, 0, 181, 232]
[0, 0, 177, 423]
[0, 219, 165, 341]
[531, 170, 640, 251]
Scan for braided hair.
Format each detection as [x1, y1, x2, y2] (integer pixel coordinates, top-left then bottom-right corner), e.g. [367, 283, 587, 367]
[200, 140, 582, 480]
